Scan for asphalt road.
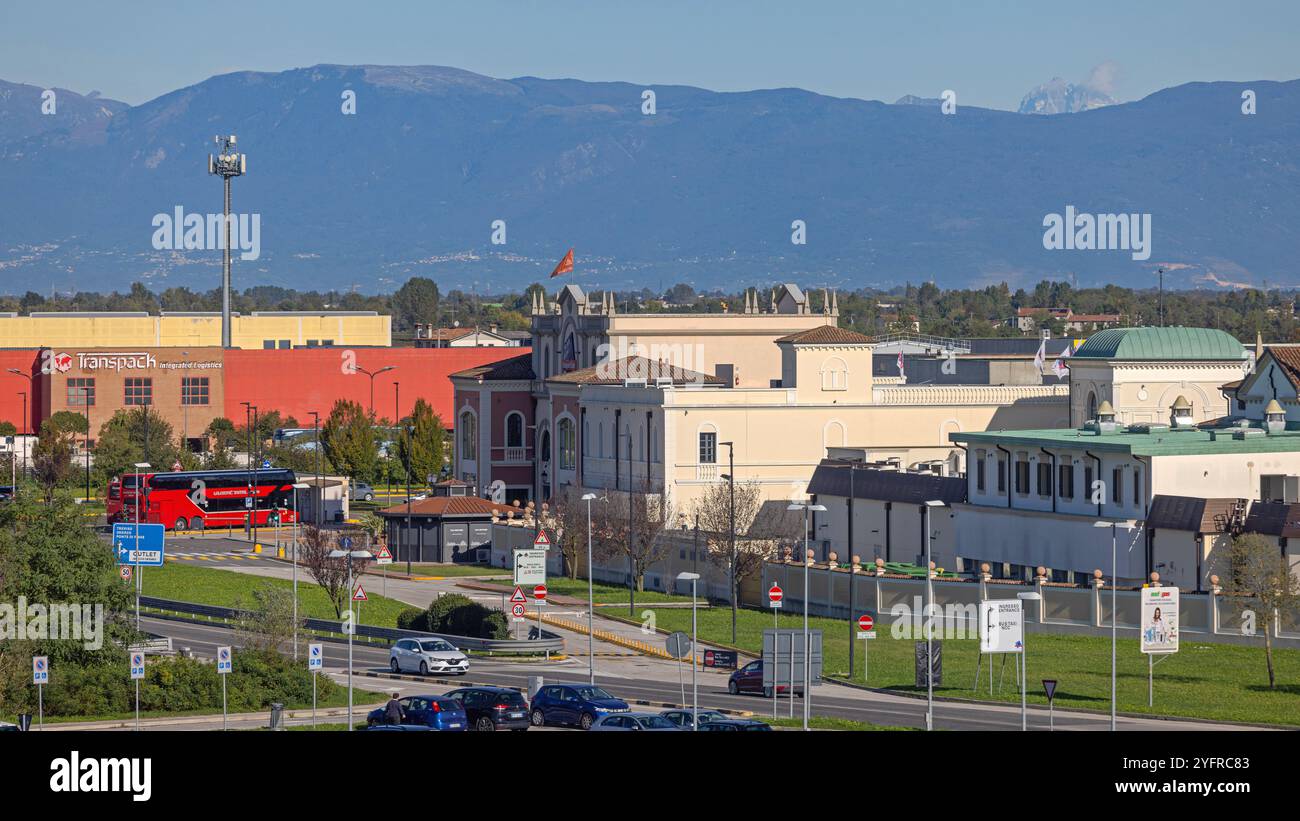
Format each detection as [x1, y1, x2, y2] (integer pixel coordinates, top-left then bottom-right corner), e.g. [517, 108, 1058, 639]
[141, 615, 1246, 732]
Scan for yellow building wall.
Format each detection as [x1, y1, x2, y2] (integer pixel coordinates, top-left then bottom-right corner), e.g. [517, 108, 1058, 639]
[0, 314, 391, 349]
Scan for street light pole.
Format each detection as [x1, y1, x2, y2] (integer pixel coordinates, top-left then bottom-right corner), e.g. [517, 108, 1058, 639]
[310, 410, 322, 526]
[7, 368, 32, 485]
[583, 492, 597, 685]
[721, 441, 736, 644]
[786, 501, 826, 731]
[355, 364, 397, 418]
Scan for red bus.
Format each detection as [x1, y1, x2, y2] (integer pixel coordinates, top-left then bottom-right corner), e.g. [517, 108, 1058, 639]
[110, 468, 300, 532]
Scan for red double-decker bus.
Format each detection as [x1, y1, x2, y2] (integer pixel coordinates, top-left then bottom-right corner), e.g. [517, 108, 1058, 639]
[110, 468, 300, 532]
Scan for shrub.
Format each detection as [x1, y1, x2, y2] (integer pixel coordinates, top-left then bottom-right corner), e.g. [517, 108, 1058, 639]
[396, 607, 427, 632]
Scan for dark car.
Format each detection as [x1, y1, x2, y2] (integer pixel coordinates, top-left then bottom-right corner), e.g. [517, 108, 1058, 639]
[697, 719, 774, 732]
[361, 724, 433, 732]
[529, 684, 631, 730]
[444, 686, 530, 732]
[365, 694, 467, 731]
[728, 659, 802, 697]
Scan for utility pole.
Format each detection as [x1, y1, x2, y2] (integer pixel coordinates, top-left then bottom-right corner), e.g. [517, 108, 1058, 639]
[310, 411, 322, 526]
[209, 135, 245, 349]
[720, 441, 737, 643]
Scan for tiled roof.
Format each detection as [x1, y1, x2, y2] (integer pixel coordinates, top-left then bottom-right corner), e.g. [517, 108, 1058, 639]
[547, 356, 722, 386]
[774, 325, 875, 345]
[1265, 346, 1300, 387]
[1244, 501, 1300, 538]
[450, 353, 535, 381]
[1146, 495, 1240, 533]
[377, 496, 516, 518]
[806, 460, 966, 505]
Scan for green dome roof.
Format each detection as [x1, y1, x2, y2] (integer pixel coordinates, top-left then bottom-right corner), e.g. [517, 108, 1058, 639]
[1072, 327, 1246, 361]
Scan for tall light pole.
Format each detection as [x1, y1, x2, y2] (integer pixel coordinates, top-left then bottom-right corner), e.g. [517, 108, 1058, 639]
[923, 499, 946, 731]
[80, 385, 92, 501]
[676, 571, 701, 730]
[1095, 518, 1140, 732]
[309, 410, 322, 526]
[787, 501, 826, 731]
[720, 441, 736, 643]
[582, 492, 598, 685]
[292, 482, 311, 661]
[132, 462, 151, 632]
[209, 134, 245, 349]
[1017, 590, 1042, 731]
[7, 368, 30, 484]
[329, 546, 373, 730]
[354, 364, 396, 418]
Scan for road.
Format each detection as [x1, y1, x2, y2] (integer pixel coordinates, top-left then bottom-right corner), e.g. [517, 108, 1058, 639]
[137, 545, 1253, 732]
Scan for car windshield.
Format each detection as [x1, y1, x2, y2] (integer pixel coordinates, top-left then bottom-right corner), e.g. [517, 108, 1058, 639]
[573, 687, 613, 700]
[420, 640, 454, 652]
[636, 716, 675, 729]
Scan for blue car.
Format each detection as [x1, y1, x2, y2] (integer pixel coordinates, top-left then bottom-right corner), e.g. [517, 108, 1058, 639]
[529, 684, 630, 730]
[366, 695, 467, 731]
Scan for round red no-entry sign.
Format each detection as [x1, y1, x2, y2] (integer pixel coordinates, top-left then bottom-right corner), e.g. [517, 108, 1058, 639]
[534, 584, 547, 601]
[858, 614, 874, 631]
[768, 584, 783, 603]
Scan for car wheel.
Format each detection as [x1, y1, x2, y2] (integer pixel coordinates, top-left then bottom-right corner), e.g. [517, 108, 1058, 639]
[579, 713, 595, 731]
[530, 709, 545, 727]
[365, 493, 374, 502]
[728, 680, 739, 695]
[419, 661, 429, 676]
[174, 517, 188, 531]
[190, 517, 204, 531]
[763, 687, 773, 698]
[475, 716, 495, 732]
[390, 658, 400, 673]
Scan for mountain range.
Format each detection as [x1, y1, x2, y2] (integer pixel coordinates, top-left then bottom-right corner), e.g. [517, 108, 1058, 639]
[1, 65, 1298, 294]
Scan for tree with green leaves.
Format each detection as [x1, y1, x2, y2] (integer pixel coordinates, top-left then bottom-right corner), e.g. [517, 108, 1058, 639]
[93, 407, 181, 484]
[396, 398, 446, 489]
[31, 418, 77, 501]
[391, 276, 440, 332]
[0, 420, 16, 436]
[321, 399, 379, 481]
[1220, 533, 1300, 689]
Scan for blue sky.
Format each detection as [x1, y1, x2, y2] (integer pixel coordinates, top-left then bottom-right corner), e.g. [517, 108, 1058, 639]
[3, 0, 1299, 108]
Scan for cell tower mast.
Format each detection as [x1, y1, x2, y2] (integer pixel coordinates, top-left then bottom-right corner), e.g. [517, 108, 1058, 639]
[208, 135, 246, 348]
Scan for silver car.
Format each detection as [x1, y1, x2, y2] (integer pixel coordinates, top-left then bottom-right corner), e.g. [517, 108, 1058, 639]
[589, 712, 682, 732]
[660, 709, 728, 729]
[390, 638, 469, 676]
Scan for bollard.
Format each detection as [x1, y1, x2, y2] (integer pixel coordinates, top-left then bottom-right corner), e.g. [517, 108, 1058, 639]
[269, 702, 285, 730]
[253, 543, 262, 554]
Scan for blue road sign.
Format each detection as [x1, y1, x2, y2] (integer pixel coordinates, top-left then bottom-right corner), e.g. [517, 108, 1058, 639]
[261, 459, 272, 469]
[130, 652, 146, 680]
[340, 536, 353, 550]
[308, 643, 323, 672]
[33, 656, 48, 685]
[112, 523, 166, 566]
[216, 646, 233, 674]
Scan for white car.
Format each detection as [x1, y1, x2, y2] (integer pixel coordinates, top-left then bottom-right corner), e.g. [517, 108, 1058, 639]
[390, 638, 469, 676]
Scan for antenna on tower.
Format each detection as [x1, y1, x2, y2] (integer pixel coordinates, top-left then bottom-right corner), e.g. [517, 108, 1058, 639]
[209, 134, 246, 349]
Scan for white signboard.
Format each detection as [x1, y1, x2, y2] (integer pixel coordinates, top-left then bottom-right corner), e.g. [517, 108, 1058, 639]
[216, 646, 233, 674]
[513, 549, 547, 587]
[979, 599, 1024, 654]
[130, 651, 146, 681]
[32, 656, 49, 685]
[1141, 587, 1179, 654]
[308, 643, 323, 672]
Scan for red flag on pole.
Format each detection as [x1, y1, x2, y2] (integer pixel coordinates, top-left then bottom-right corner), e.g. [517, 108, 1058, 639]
[549, 248, 575, 278]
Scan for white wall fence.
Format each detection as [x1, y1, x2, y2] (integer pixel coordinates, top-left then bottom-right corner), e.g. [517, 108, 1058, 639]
[761, 560, 1300, 650]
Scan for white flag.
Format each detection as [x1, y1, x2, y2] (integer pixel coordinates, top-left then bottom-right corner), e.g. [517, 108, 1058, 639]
[1034, 337, 1047, 374]
[1051, 343, 1073, 379]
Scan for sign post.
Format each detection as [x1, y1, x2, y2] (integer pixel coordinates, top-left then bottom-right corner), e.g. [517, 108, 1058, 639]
[114, 522, 165, 632]
[1140, 587, 1179, 708]
[308, 643, 323, 728]
[1042, 679, 1058, 731]
[856, 613, 876, 682]
[32, 656, 48, 730]
[533, 583, 548, 658]
[130, 650, 145, 732]
[216, 646, 232, 730]
[979, 599, 1025, 729]
[375, 543, 393, 596]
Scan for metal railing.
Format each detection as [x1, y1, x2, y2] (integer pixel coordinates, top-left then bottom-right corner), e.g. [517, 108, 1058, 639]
[140, 596, 565, 654]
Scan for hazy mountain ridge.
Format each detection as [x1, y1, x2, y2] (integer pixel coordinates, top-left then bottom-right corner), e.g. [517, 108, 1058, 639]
[1, 65, 1298, 293]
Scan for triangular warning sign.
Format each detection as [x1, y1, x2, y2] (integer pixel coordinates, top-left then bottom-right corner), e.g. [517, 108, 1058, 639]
[510, 586, 527, 604]
[375, 545, 392, 560]
[352, 585, 368, 601]
[533, 530, 551, 548]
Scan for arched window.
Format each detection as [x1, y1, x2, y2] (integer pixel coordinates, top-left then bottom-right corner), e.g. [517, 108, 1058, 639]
[561, 333, 577, 372]
[597, 422, 604, 458]
[821, 356, 848, 391]
[505, 412, 524, 448]
[558, 418, 576, 470]
[459, 411, 477, 461]
[539, 429, 551, 463]
[1087, 391, 1098, 421]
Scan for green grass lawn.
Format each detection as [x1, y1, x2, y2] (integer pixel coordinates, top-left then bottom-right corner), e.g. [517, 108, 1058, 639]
[621, 605, 1300, 726]
[46, 691, 385, 725]
[479, 576, 693, 605]
[767, 715, 914, 731]
[141, 562, 412, 627]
